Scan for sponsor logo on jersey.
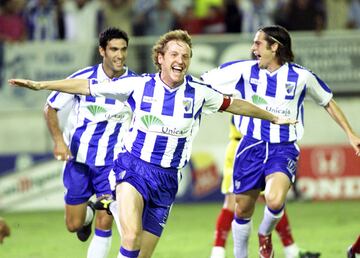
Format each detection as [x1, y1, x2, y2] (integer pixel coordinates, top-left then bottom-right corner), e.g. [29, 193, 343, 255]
[235, 180, 241, 190]
[141, 114, 164, 129]
[161, 127, 189, 136]
[265, 106, 291, 116]
[250, 78, 259, 85]
[142, 96, 157, 103]
[287, 158, 297, 175]
[87, 105, 107, 116]
[252, 94, 268, 105]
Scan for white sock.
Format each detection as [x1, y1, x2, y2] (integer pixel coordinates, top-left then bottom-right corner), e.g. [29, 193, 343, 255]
[210, 246, 226, 258]
[87, 231, 112, 258]
[109, 201, 122, 237]
[84, 205, 94, 226]
[232, 219, 252, 258]
[258, 206, 284, 236]
[284, 243, 300, 258]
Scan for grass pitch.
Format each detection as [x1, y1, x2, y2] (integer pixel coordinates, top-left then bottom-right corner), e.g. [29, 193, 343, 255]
[0, 200, 358, 258]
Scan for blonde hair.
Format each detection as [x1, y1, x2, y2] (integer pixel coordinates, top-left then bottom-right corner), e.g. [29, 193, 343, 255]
[152, 30, 193, 71]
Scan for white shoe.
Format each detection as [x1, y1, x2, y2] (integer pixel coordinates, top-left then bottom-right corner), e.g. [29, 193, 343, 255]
[283, 243, 300, 258]
[210, 246, 226, 258]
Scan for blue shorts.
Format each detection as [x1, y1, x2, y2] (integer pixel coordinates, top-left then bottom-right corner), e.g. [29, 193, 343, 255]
[233, 136, 299, 194]
[113, 151, 179, 237]
[63, 160, 113, 205]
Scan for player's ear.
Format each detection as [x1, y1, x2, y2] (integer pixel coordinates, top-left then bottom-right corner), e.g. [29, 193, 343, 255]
[99, 46, 105, 58]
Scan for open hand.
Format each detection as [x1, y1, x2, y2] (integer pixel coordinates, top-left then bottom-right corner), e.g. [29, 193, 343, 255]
[8, 79, 41, 90]
[273, 116, 298, 125]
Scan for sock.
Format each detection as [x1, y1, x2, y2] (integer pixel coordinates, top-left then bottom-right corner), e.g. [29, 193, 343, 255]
[275, 210, 295, 246]
[210, 246, 226, 258]
[117, 246, 140, 258]
[283, 243, 300, 258]
[84, 205, 95, 226]
[109, 201, 122, 237]
[87, 228, 112, 258]
[258, 205, 284, 236]
[232, 217, 252, 258]
[213, 208, 234, 247]
[352, 235, 360, 253]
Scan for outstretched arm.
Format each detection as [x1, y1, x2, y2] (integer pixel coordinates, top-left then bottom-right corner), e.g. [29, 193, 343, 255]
[8, 79, 90, 95]
[224, 98, 297, 125]
[325, 98, 360, 156]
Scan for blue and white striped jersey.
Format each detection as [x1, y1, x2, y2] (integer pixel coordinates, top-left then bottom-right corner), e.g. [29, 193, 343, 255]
[201, 60, 333, 143]
[47, 64, 137, 166]
[89, 73, 224, 169]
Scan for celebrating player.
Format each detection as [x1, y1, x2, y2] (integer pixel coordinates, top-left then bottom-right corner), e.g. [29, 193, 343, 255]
[201, 25, 360, 258]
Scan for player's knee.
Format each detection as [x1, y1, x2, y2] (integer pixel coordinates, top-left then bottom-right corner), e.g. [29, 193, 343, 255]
[121, 230, 142, 249]
[265, 194, 284, 210]
[95, 212, 113, 230]
[65, 218, 83, 232]
[235, 204, 255, 218]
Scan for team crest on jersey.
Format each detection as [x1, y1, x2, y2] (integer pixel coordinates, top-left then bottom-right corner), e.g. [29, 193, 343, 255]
[183, 98, 193, 113]
[87, 105, 107, 116]
[285, 82, 296, 94]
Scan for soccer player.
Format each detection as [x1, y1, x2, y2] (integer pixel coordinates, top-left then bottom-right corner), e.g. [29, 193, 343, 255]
[348, 235, 360, 258]
[200, 25, 360, 258]
[0, 217, 10, 244]
[208, 117, 320, 258]
[43, 27, 136, 258]
[8, 29, 296, 258]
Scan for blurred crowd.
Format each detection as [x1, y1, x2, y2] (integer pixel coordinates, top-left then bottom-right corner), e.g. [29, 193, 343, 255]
[0, 0, 359, 44]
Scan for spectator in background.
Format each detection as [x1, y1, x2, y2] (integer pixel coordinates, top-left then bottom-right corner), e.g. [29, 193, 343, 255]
[102, 0, 133, 36]
[0, 217, 10, 244]
[24, 0, 62, 41]
[177, 5, 204, 35]
[223, 0, 242, 33]
[283, 0, 326, 33]
[143, 0, 179, 36]
[0, 0, 27, 43]
[62, 0, 104, 41]
[346, 0, 360, 29]
[240, 0, 275, 33]
[194, 0, 223, 18]
[202, 4, 225, 34]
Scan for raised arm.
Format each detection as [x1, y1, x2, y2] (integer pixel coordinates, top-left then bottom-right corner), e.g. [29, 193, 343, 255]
[8, 78, 90, 95]
[324, 98, 360, 156]
[224, 98, 297, 125]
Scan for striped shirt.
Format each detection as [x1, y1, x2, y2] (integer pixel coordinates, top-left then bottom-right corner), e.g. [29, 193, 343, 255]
[201, 60, 333, 143]
[90, 73, 224, 169]
[47, 64, 136, 166]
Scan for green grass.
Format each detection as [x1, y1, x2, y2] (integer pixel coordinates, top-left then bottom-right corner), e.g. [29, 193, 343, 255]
[0, 200, 358, 258]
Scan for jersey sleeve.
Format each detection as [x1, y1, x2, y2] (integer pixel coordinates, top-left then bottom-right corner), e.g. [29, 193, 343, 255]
[89, 76, 139, 102]
[201, 85, 225, 115]
[201, 62, 243, 96]
[46, 91, 75, 110]
[306, 71, 333, 106]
